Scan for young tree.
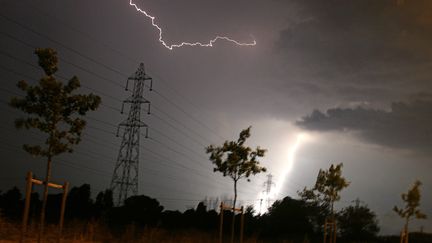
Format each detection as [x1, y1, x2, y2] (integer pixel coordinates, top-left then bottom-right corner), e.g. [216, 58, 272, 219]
[299, 163, 350, 217]
[206, 126, 266, 242]
[394, 180, 427, 241]
[10, 48, 101, 240]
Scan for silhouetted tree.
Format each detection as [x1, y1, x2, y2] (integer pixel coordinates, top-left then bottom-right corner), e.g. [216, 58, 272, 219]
[66, 184, 93, 220]
[195, 202, 207, 228]
[0, 187, 22, 221]
[394, 180, 427, 239]
[46, 193, 63, 222]
[161, 210, 183, 229]
[9, 48, 101, 237]
[337, 202, 380, 241]
[112, 195, 163, 226]
[261, 196, 315, 240]
[299, 163, 349, 217]
[193, 202, 218, 230]
[243, 205, 259, 236]
[94, 189, 113, 218]
[206, 126, 266, 242]
[299, 163, 349, 238]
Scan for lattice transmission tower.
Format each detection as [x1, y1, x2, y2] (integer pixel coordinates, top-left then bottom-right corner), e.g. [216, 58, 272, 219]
[263, 174, 275, 209]
[110, 63, 152, 205]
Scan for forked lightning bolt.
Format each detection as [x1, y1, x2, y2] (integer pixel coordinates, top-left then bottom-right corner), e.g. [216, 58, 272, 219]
[129, 0, 257, 50]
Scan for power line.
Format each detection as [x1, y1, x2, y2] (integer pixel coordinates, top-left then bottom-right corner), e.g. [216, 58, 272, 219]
[18, 3, 232, 140]
[0, 31, 124, 89]
[0, 51, 211, 163]
[0, 35, 225, 182]
[150, 106, 211, 146]
[0, 97, 222, 191]
[0, 81, 235, 192]
[0, 25, 264, 197]
[0, 12, 228, 144]
[0, 14, 128, 78]
[0, 32, 217, 153]
[0, 102, 262, 199]
[0, 143, 214, 201]
[0, 116, 232, 194]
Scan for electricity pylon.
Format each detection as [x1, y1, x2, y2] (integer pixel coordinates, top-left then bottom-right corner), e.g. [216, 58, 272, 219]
[263, 174, 275, 209]
[110, 63, 152, 205]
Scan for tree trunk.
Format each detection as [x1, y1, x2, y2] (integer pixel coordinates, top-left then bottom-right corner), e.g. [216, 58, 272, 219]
[404, 217, 409, 243]
[231, 180, 237, 243]
[330, 199, 334, 217]
[38, 155, 52, 243]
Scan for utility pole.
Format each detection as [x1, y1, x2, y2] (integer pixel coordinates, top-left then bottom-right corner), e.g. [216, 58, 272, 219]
[110, 63, 152, 205]
[263, 174, 275, 209]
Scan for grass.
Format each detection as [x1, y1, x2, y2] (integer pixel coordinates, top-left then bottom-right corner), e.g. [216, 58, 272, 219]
[0, 217, 270, 243]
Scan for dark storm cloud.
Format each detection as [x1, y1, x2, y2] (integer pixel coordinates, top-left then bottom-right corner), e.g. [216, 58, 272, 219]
[297, 93, 432, 153]
[278, 0, 432, 66]
[273, 0, 432, 105]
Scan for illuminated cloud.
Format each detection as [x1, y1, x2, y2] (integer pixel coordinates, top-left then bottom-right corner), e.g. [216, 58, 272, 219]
[273, 0, 432, 109]
[297, 94, 432, 154]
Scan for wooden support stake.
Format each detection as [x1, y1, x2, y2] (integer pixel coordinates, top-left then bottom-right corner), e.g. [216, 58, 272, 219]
[239, 206, 244, 243]
[219, 202, 246, 243]
[329, 221, 333, 243]
[323, 219, 328, 243]
[219, 202, 224, 243]
[323, 218, 337, 243]
[20, 171, 69, 243]
[58, 182, 69, 243]
[21, 171, 33, 243]
[333, 220, 337, 243]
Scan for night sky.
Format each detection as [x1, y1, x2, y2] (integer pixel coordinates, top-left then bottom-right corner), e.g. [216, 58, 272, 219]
[1, 0, 431, 234]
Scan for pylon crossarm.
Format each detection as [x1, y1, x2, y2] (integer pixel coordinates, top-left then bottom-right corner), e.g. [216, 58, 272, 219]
[123, 97, 150, 104]
[118, 121, 148, 128]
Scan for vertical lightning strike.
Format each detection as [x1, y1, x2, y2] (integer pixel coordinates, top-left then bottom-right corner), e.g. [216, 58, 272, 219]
[272, 133, 306, 197]
[129, 0, 257, 50]
[254, 133, 307, 214]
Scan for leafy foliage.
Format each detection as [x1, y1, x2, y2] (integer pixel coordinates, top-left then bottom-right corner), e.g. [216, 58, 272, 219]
[206, 126, 267, 185]
[9, 48, 101, 158]
[261, 196, 315, 239]
[9, 48, 101, 237]
[206, 126, 266, 242]
[394, 180, 427, 233]
[338, 202, 380, 241]
[298, 163, 349, 215]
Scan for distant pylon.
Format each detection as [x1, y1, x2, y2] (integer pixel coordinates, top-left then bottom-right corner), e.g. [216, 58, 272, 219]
[110, 63, 152, 205]
[263, 174, 275, 209]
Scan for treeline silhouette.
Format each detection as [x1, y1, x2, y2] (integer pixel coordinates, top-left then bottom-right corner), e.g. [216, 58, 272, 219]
[0, 184, 431, 242]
